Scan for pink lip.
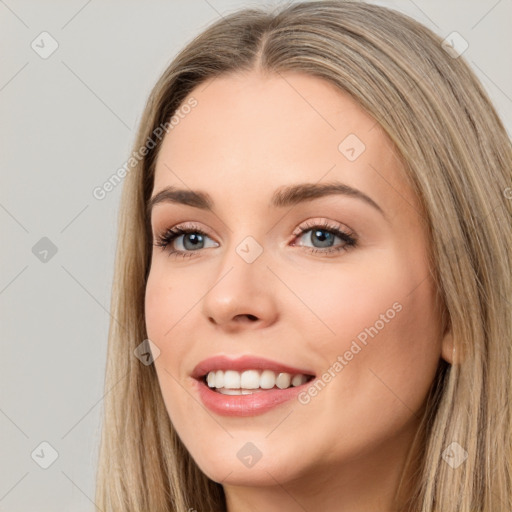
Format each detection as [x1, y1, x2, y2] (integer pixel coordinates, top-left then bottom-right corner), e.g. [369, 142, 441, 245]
[190, 355, 316, 417]
[193, 379, 313, 416]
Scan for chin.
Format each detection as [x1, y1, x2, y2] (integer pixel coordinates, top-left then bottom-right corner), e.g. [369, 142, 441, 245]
[185, 436, 303, 486]
[200, 460, 298, 487]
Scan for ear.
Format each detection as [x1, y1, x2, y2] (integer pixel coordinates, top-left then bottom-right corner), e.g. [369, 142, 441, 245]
[440, 326, 455, 364]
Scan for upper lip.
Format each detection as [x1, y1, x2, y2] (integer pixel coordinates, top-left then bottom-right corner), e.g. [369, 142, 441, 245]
[191, 355, 316, 380]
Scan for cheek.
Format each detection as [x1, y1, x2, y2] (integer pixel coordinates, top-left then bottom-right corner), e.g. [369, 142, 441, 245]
[300, 248, 442, 405]
[144, 265, 192, 341]
[286, 256, 405, 346]
[304, 244, 440, 353]
[144, 281, 166, 350]
[144, 268, 188, 385]
[289, 257, 442, 464]
[144, 270, 198, 429]
[144, 264, 206, 387]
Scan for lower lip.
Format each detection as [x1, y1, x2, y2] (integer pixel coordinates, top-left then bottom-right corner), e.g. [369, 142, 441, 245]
[194, 378, 313, 416]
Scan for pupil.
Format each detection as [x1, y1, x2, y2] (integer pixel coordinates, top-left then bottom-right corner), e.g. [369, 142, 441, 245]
[184, 233, 203, 250]
[312, 229, 333, 248]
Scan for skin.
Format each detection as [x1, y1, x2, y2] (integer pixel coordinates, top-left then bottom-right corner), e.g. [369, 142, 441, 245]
[144, 70, 454, 512]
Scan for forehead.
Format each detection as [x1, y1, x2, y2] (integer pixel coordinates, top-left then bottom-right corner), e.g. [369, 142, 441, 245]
[153, 70, 419, 219]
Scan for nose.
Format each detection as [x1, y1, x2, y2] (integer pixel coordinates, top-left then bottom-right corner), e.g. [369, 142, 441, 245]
[201, 242, 279, 332]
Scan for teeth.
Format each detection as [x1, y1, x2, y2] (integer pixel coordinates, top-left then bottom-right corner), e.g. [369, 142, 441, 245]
[276, 372, 291, 389]
[240, 369, 260, 389]
[215, 370, 224, 388]
[217, 388, 265, 395]
[223, 370, 240, 389]
[260, 369, 276, 389]
[291, 374, 305, 386]
[205, 369, 310, 391]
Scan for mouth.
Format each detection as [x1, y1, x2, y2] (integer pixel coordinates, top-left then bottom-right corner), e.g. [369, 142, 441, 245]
[191, 355, 316, 416]
[200, 369, 315, 395]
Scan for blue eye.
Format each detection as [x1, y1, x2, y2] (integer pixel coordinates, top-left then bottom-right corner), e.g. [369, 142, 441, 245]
[292, 221, 357, 255]
[154, 225, 218, 258]
[154, 220, 357, 259]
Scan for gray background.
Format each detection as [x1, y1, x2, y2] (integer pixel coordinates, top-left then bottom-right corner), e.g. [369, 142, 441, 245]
[1, 1, 510, 510]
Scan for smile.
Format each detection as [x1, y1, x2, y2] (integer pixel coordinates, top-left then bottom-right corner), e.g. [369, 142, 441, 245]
[205, 369, 313, 394]
[191, 355, 316, 416]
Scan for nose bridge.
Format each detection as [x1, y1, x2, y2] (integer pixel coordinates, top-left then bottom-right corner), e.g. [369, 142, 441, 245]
[201, 232, 278, 328]
[218, 227, 270, 280]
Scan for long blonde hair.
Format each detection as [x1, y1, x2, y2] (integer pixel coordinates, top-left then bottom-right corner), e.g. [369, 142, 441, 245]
[95, 1, 512, 510]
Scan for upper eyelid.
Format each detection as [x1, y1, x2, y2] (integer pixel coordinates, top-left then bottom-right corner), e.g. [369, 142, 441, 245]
[159, 219, 347, 236]
[156, 220, 353, 246]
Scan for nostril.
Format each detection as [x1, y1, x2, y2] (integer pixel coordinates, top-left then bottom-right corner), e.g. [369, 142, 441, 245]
[235, 314, 258, 322]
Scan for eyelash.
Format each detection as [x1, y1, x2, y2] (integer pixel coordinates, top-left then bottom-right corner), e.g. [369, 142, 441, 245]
[153, 220, 358, 259]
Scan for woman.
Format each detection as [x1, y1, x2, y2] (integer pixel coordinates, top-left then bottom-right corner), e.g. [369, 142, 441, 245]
[95, 1, 512, 510]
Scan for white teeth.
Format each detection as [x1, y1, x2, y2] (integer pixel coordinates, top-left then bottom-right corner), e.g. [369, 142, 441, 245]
[223, 370, 240, 389]
[240, 370, 260, 389]
[217, 388, 265, 395]
[260, 369, 276, 389]
[292, 374, 307, 386]
[276, 373, 291, 389]
[205, 369, 311, 391]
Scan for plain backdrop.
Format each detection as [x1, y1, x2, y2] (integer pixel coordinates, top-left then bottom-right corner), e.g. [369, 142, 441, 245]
[1, 0, 511, 510]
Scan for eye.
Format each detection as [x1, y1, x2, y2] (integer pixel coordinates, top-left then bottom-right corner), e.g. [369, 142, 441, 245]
[153, 222, 218, 258]
[291, 219, 358, 256]
[153, 219, 358, 259]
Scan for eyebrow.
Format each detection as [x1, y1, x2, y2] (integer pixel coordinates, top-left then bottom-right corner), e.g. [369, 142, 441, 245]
[146, 181, 385, 219]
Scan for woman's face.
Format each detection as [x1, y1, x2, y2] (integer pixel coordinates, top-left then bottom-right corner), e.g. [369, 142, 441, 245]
[145, 71, 453, 494]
